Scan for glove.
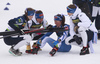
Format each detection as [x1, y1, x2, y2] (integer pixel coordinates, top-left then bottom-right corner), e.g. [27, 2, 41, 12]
[74, 26, 79, 34]
[69, 39, 75, 43]
[73, 35, 82, 45]
[46, 25, 53, 31]
[46, 25, 53, 29]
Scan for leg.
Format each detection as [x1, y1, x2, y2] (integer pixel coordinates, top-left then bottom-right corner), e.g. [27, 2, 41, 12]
[57, 41, 71, 52]
[3, 36, 23, 45]
[13, 34, 32, 50]
[9, 34, 32, 56]
[78, 27, 88, 47]
[78, 27, 94, 55]
[65, 36, 83, 47]
[40, 37, 55, 48]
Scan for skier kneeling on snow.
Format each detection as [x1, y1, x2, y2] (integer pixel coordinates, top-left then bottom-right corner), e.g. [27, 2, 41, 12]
[3, 8, 35, 56]
[65, 4, 98, 55]
[25, 10, 48, 54]
[31, 14, 71, 56]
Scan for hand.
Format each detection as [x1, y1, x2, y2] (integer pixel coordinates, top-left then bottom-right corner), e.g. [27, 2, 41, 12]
[69, 39, 75, 43]
[46, 25, 53, 31]
[46, 25, 53, 29]
[74, 26, 79, 34]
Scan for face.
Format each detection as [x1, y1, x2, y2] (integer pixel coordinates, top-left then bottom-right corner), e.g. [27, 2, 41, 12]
[28, 16, 33, 20]
[55, 20, 62, 27]
[36, 18, 43, 23]
[67, 13, 73, 16]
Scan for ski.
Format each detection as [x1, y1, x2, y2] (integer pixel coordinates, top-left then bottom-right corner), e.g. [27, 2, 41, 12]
[0, 27, 68, 39]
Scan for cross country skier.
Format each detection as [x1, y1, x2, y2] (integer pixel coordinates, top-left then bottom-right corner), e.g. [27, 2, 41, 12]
[25, 10, 48, 54]
[30, 14, 71, 56]
[65, 4, 98, 55]
[3, 8, 35, 56]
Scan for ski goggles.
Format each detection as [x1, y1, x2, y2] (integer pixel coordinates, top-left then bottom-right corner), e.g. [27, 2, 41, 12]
[35, 13, 44, 19]
[27, 10, 34, 16]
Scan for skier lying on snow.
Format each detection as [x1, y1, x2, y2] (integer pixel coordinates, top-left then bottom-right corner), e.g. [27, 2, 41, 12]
[65, 4, 98, 55]
[30, 14, 72, 56]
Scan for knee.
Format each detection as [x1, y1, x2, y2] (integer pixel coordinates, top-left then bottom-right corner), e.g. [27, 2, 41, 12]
[23, 34, 32, 42]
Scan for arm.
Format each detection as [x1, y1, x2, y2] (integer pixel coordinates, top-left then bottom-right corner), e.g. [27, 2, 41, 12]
[59, 25, 70, 42]
[8, 17, 25, 31]
[70, 18, 76, 36]
[78, 13, 92, 28]
[40, 32, 53, 40]
[8, 17, 26, 35]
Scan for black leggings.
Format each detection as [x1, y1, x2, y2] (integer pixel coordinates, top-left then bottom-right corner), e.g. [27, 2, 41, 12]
[86, 30, 94, 43]
[3, 36, 24, 45]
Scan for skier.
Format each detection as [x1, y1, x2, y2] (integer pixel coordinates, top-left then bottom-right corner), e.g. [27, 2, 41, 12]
[65, 4, 98, 55]
[73, 0, 93, 21]
[25, 10, 48, 54]
[92, 0, 100, 39]
[30, 14, 71, 56]
[3, 8, 35, 56]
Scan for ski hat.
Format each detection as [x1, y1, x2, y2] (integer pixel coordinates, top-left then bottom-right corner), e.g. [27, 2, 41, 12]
[67, 5, 77, 13]
[35, 13, 44, 19]
[54, 15, 63, 21]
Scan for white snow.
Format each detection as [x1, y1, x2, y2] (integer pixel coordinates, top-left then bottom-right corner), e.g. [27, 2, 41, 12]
[0, 0, 100, 64]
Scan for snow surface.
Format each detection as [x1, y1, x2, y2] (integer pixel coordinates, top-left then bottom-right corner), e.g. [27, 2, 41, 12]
[0, 0, 100, 64]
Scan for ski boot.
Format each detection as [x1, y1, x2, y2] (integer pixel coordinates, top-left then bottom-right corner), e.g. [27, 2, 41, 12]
[49, 46, 58, 56]
[31, 44, 40, 54]
[9, 47, 22, 56]
[80, 46, 90, 55]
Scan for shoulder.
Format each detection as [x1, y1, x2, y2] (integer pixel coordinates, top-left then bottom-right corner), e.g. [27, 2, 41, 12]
[15, 15, 26, 23]
[78, 12, 87, 18]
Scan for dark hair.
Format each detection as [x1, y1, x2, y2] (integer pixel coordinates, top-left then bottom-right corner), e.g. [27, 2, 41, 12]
[35, 10, 43, 14]
[56, 14, 65, 26]
[68, 4, 76, 9]
[25, 8, 35, 16]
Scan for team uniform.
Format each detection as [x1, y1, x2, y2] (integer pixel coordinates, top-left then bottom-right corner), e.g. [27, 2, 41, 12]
[3, 9, 35, 56]
[28, 14, 48, 40]
[25, 10, 49, 54]
[66, 5, 98, 55]
[38, 25, 71, 52]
